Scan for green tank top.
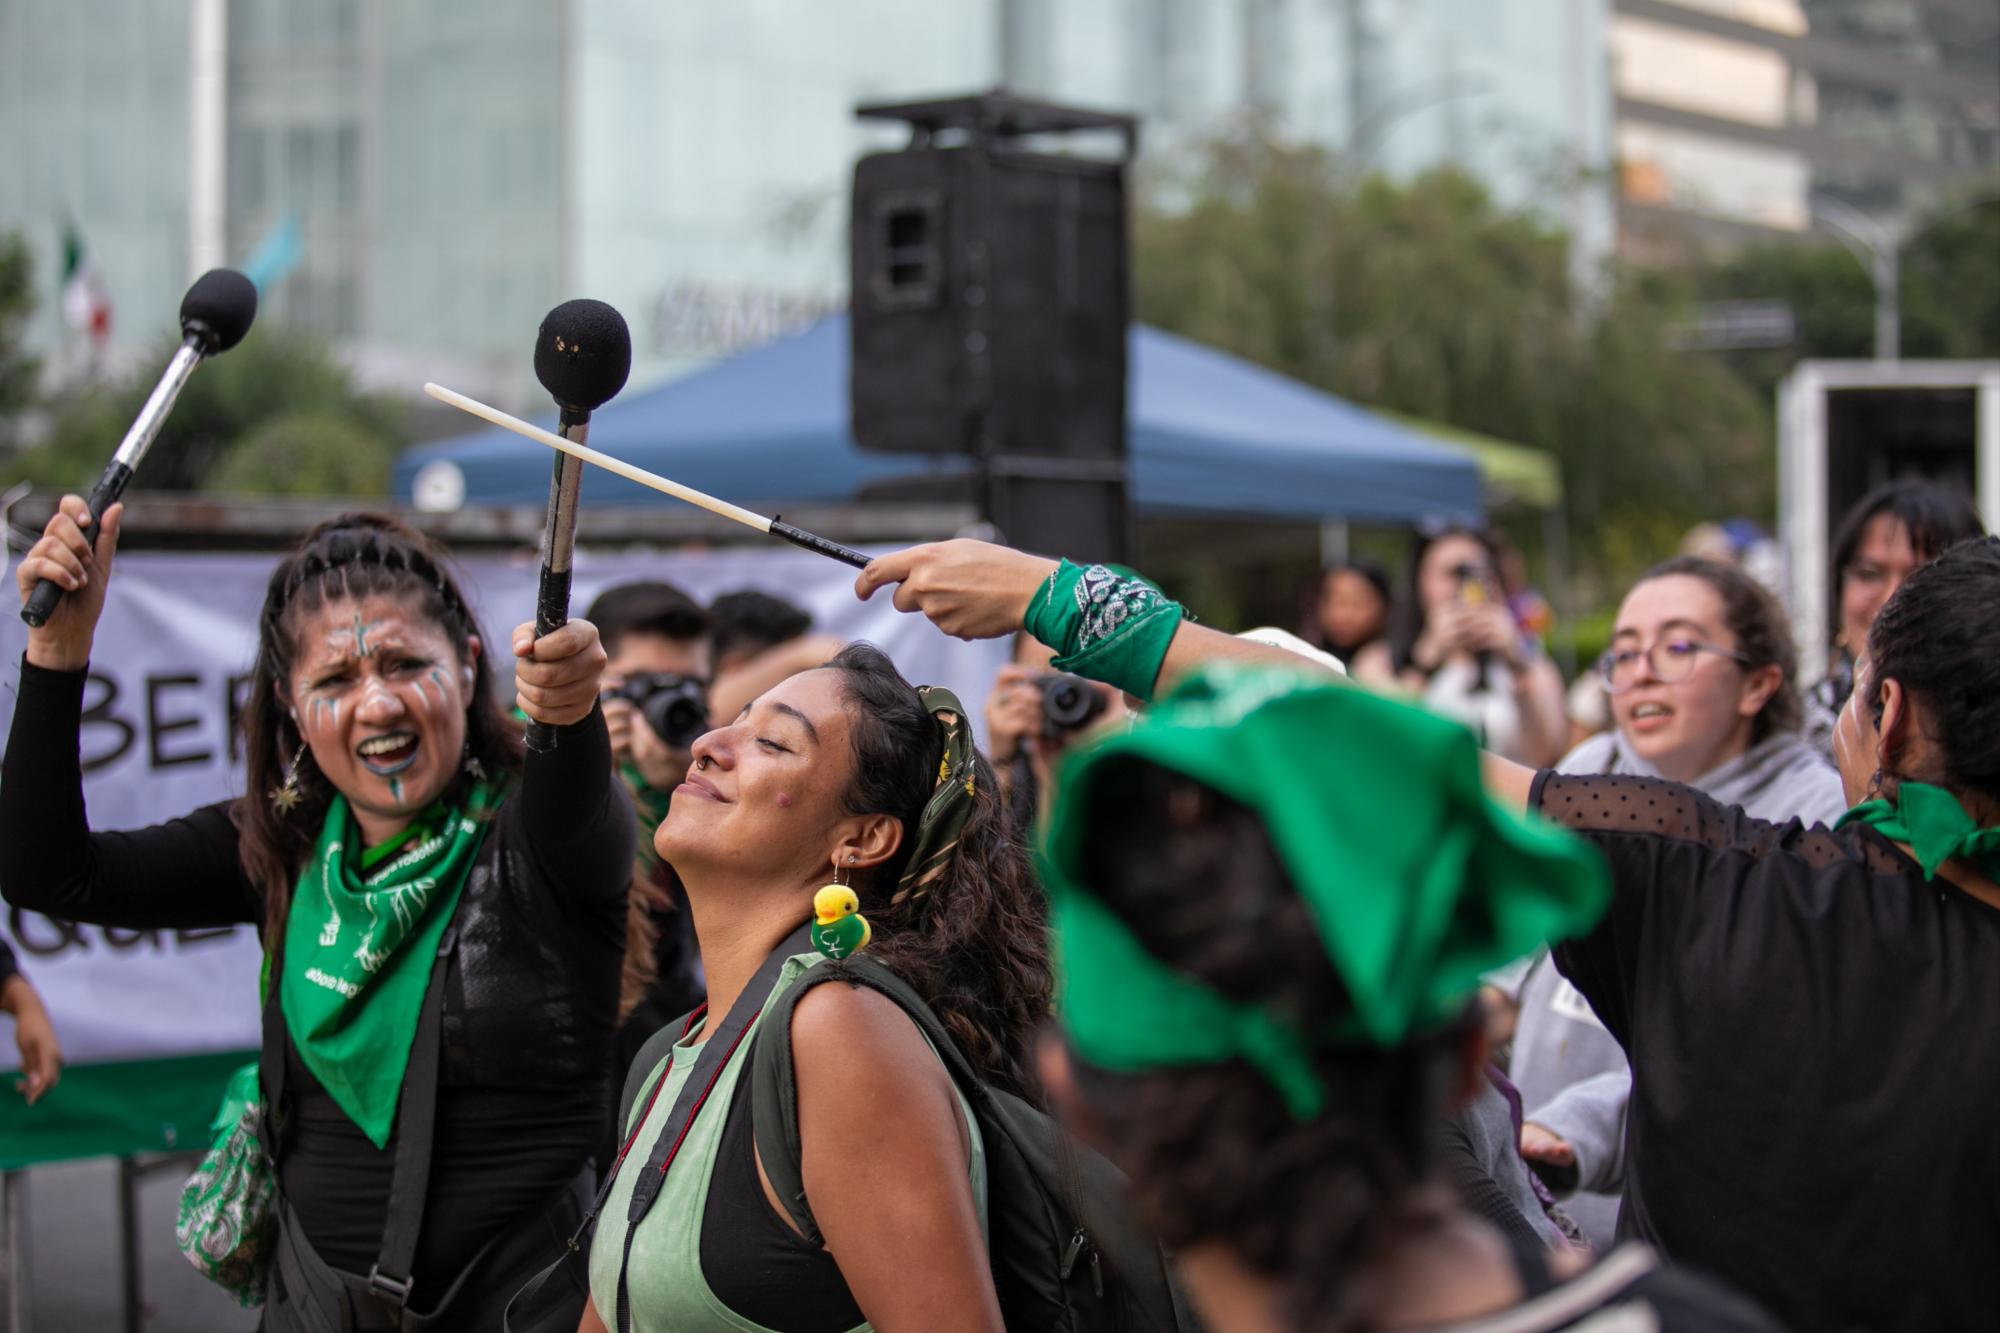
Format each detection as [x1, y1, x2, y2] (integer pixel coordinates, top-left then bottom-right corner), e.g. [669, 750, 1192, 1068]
[587, 952, 988, 1332]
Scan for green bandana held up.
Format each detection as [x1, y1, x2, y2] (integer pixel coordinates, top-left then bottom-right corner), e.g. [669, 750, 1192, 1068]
[1025, 560, 1186, 702]
[1038, 666, 1609, 1120]
[1837, 781, 2000, 882]
[891, 685, 979, 905]
[281, 777, 507, 1146]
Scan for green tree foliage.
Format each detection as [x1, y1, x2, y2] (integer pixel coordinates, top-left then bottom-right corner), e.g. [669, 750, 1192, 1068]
[7, 329, 402, 497]
[1698, 199, 2000, 401]
[1134, 134, 1769, 581]
[207, 409, 397, 498]
[0, 233, 39, 447]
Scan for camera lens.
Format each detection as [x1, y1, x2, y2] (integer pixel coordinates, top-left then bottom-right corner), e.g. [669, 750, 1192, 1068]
[641, 681, 709, 750]
[1040, 672, 1107, 735]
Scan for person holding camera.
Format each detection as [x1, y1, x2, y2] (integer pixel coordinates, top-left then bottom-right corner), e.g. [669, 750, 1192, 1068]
[984, 635, 1129, 835]
[1353, 526, 1568, 768]
[585, 581, 716, 1070]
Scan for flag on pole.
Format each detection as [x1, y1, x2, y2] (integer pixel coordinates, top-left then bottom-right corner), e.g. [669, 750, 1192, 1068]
[61, 222, 112, 344]
[241, 211, 304, 293]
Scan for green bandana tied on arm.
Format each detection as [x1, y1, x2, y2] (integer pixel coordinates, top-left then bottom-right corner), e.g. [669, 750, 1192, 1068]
[281, 778, 507, 1146]
[1837, 781, 2000, 882]
[1037, 666, 1608, 1120]
[1025, 560, 1186, 702]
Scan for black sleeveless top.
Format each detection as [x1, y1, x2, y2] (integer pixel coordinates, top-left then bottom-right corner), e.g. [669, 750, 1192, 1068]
[698, 1066, 866, 1331]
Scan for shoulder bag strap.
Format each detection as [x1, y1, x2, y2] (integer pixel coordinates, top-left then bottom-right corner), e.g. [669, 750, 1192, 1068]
[613, 922, 812, 1333]
[257, 941, 288, 1163]
[366, 922, 460, 1309]
[747, 956, 976, 1248]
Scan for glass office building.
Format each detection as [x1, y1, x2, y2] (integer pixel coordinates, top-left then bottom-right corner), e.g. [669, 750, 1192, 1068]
[1, 0, 1616, 407]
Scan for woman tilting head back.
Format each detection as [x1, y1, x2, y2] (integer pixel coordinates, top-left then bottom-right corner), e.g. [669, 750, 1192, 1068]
[588, 642, 1049, 1332]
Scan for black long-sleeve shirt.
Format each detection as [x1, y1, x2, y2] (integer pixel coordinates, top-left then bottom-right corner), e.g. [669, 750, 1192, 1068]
[0, 659, 634, 1292]
[1536, 770, 2000, 1333]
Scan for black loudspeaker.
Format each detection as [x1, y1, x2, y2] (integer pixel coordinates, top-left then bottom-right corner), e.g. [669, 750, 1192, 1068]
[850, 93, 1136, 564]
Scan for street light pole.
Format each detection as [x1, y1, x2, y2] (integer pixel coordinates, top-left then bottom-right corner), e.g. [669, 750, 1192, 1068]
[1811, 189, 2000, 363]
[1809, 195, 1900, 362]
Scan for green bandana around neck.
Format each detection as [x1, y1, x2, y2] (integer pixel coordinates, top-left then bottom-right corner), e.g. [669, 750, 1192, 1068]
[891, 686, 979, 906]
[281, 777, 507, 1146]
[1837, 781, 2000, 882]
[621, 762, 675, 876]
[1037, 665, 1609, 1119]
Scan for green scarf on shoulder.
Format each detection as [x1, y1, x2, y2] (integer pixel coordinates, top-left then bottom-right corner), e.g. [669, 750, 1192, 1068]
[280, 778, 507, 1147]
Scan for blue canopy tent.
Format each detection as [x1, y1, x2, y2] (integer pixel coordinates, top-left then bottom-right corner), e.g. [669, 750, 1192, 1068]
[396, 317, 1482, 524]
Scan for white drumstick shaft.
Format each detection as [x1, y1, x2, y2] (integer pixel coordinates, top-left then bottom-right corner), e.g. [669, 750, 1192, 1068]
[422, 382, 775, 533]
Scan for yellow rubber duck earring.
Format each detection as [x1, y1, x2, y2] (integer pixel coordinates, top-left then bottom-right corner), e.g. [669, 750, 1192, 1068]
[812, 855, 871, 960]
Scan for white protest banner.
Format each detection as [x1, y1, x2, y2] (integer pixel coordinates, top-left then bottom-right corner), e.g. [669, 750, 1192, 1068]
[0, 542, 1004, 1164]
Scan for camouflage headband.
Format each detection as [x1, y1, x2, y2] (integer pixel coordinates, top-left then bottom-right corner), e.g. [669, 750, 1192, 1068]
[891, 685, 979, 906]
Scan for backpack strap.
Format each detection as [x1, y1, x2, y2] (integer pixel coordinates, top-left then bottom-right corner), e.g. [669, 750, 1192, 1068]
[618, 1007, 699, 1136]
[748, 955, 978, 1248]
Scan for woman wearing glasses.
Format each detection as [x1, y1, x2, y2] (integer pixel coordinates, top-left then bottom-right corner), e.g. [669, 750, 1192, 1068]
[1500, 556, 1843, 1248]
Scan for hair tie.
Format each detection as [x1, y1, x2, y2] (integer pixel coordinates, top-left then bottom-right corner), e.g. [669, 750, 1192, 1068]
[890, 686, 979, 906]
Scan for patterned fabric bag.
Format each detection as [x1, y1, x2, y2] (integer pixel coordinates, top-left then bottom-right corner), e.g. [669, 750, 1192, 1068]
[175, 1060, 276, 1307]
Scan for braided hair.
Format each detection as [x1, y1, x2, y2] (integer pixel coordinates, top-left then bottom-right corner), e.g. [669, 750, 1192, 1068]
[232, 514, 522, 946]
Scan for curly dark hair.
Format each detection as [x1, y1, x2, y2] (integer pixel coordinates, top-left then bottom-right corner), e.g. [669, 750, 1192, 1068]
[822, 643, 1051, 1101]
[1865, 535, 2000, 804]
[233, 514, 522, 947]
[1068, 754, 1467, 1333]
[1636, 555, 1803, 742]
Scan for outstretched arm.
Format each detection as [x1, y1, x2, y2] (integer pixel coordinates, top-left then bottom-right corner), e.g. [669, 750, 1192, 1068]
[855, 540, 1342, 699]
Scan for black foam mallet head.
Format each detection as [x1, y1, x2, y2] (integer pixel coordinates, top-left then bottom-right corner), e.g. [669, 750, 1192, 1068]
[535, 299, 632, 417]
[179, 269, 258, 354]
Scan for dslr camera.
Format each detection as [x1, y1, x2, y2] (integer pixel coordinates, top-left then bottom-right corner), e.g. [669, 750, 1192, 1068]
[605, 673, 709, 750]
[1040, 672, 1108, 738]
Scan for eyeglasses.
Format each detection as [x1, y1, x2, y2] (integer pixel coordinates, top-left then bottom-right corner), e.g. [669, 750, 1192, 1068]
[1596, 639, 1753, 693]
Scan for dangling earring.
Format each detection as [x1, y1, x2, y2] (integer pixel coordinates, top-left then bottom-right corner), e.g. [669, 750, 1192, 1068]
[270, 743, 308, 812]
[462, 741, 486, 783]
[811, 854, 870, 960]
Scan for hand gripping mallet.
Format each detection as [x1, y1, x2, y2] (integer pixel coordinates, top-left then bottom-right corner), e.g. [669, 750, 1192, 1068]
[21, 269, 259, 627]
[526, 299, 632, 753]
[421, 384, 874, 570]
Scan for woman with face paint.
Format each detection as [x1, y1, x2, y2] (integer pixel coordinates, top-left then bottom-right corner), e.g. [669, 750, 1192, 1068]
[581, 642, 1050, 1333]
[871, 533, 2000, 1333]
[0, 500, 632, 1330]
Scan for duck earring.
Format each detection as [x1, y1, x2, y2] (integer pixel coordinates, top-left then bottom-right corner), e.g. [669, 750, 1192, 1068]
[811, 855, 870, 960]
[270, 743, 309, 812]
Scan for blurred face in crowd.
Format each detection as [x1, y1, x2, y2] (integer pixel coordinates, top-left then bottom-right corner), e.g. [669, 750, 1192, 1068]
[1604, 575, 1778, 784]
[1316, 570, 1387, 651]
[286, 594, 475, 842]
[1417, 535, 1494, 615]
[657, 669, 888, 891]
[1839, 515, 1921, 656]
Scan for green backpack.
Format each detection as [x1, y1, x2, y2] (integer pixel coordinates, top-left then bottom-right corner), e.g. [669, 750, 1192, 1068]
[620, 955, 1200, 1332]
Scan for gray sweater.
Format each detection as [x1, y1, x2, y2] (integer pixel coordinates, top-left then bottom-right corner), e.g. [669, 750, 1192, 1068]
[1506, 728, 1848, 1250]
